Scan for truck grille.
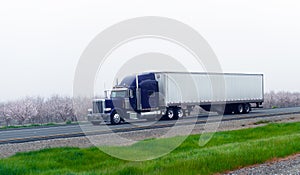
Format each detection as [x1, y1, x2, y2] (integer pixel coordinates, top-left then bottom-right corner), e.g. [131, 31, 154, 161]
[93, 101, 104, 113]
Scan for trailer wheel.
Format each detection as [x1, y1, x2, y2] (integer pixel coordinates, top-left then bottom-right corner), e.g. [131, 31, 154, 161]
[110, 111, 121, 125]
[243, 103, 251, 114]
[235, 104, 244, 114]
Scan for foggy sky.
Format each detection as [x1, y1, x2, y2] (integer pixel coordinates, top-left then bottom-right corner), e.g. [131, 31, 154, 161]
[1, 0, 300, 101]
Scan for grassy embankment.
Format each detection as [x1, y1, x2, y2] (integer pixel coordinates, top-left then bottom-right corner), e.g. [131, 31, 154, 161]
[0, 122, 299, 175]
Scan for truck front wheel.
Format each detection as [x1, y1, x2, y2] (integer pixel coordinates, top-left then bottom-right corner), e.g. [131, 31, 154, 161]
[110, 111, 121, 125]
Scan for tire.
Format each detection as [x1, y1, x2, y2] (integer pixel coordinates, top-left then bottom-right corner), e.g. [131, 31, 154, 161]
[166, 108, 177, 120]
[110, 111, 121, 125]
[177, 108, 184, 118]
[243, 103, 251, 114]
[235, 104, 244, 114]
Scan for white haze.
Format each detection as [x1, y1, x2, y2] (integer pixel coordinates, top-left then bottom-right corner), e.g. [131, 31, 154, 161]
[0, 0, 300, 101]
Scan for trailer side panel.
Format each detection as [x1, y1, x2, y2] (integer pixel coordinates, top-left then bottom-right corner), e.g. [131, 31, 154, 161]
[155, 72, 263, 106]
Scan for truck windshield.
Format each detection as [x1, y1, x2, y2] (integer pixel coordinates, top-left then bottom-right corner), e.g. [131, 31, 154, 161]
[110, 90, 127, 98]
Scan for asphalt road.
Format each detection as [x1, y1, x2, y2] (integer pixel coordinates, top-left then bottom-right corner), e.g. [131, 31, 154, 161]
[1, 107, 300, 144]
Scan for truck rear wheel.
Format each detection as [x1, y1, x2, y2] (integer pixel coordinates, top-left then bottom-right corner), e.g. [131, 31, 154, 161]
[166, 108, 178, 120]
[166, 109, 174, 120]
[177, 108, 184, 118]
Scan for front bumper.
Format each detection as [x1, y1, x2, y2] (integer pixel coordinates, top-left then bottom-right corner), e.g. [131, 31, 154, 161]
[88, 113, 110, 123]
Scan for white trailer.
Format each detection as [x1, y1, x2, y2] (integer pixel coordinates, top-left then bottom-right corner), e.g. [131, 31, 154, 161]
[154, 72, 264, 115]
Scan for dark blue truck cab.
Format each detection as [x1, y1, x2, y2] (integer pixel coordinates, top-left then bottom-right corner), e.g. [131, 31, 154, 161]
[89, 73, 164, 125]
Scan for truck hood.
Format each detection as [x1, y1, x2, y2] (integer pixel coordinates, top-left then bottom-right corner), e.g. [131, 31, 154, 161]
[105, 98, 124, 109]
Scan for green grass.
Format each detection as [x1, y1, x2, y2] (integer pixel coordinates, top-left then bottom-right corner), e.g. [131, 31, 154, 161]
[0, 122, 300, 175]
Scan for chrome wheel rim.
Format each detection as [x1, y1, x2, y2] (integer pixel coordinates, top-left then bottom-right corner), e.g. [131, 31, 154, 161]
[238, 105, 243, 113]
[113, 113, 121, 123]
[245, 105, 250, 113]
[167, 110, 174, 119]
[178, 109, 183, 118]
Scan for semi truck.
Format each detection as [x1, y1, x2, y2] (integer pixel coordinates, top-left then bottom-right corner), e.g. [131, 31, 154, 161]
[89, 72, 264, 125]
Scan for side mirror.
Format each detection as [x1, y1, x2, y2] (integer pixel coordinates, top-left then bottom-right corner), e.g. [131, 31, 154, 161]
[129, 89, 134, 98]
